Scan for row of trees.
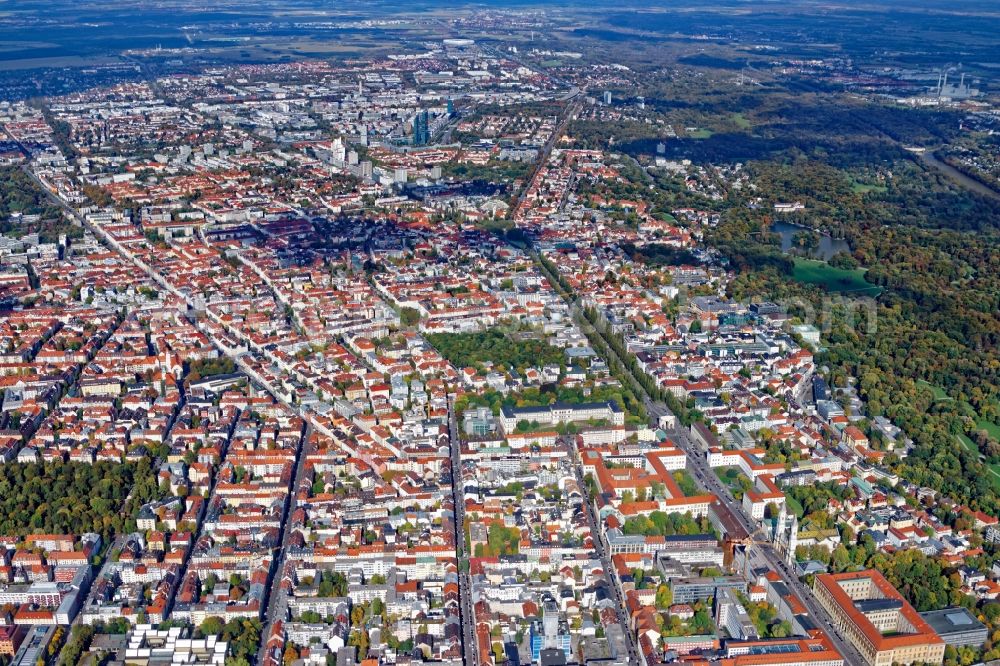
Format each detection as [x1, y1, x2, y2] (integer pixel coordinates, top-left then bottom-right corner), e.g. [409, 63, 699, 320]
[578, 303, 681, 425]
[567, 84, 1000, 513]
[565, 62, 998, 665]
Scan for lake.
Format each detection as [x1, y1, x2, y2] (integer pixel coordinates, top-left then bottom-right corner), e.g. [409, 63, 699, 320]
[771, 220, 850, 261]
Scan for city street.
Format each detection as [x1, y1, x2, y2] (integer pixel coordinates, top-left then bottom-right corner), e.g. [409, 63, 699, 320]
[1, 9, 988, 666]
[257, 423, 313, 664]
[448, 395, 479, 666]
[666, 425, 867, 665]
[567, 442, 641, 664]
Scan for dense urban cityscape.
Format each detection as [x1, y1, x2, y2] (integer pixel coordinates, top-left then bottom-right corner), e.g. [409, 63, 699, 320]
[0, 2, 999, 666]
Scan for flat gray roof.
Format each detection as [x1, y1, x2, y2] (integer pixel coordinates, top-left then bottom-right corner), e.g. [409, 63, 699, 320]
[919, 607, 987, 636]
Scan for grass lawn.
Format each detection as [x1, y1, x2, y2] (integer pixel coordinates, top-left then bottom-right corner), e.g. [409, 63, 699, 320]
[955, 427, 1000, 489]
[792, 258, 882, 295]
[956, 433, 977, 454]
[851, 181, 888, 194]
[732, 112, 751, 129]
[786, 494, 805, 519]
[977, 419, 1000, 440]
[955, 433, 1000, 490]
[714, 466, 736, 484]
[687, 128, 713, 139]
[917, 379, 952, 402]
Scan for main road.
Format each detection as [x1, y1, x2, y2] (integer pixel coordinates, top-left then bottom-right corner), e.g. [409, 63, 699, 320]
[255, 422, 313, 664]
[667, 425, 867, 665]
[530, 208, 865, 663]
[447, 395, 479, 666]
[511, 92, 583, 221]
[17, 150, 342, 666]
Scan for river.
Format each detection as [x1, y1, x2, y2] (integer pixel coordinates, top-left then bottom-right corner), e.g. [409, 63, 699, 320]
[770, 220, 851, 261]
[914, 151, 1000, 203]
